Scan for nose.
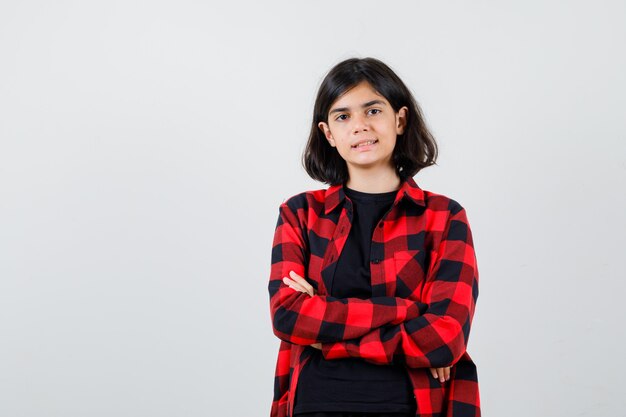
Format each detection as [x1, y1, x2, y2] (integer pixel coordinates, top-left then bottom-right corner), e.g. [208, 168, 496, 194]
[352, 113, 369, 134]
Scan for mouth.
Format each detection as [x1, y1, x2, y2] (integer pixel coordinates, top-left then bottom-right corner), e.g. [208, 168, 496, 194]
[351, 139, 378, 149]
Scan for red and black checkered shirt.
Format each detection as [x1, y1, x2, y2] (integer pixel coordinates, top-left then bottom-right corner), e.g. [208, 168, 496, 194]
[268, 176, 480, 417]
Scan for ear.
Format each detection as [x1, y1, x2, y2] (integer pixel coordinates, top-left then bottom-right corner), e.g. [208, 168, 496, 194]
[318, 121, 336, 147]
[395, 106, 408, 135]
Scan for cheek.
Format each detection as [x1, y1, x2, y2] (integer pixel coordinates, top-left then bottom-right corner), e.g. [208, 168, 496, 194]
[336, 144, 351, 157]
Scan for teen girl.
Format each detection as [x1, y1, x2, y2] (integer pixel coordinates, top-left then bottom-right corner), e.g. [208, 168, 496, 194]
[268, 57, 480, 417]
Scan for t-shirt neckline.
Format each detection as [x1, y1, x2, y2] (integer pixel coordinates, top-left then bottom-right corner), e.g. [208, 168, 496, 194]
[344, 186, 398, 202]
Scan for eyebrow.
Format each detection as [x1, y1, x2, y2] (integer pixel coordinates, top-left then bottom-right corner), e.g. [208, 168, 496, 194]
[329, 99, 387, 114]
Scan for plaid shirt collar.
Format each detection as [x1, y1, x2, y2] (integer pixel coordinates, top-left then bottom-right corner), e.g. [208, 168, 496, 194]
[324, 176, 426, 215]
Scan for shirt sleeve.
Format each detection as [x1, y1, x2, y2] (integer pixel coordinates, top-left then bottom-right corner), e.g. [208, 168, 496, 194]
[320, 206, 479, 368]
[269, 202, 425, 345]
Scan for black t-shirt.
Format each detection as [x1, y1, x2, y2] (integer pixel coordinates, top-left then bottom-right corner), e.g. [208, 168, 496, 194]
[293, 186, 415, 415]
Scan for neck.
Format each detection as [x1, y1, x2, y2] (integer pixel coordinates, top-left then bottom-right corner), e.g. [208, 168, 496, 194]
[345, 166, 401, 193]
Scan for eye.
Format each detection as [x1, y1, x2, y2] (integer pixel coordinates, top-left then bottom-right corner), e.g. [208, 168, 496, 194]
[368, 108, 381, 115]
[335, 114, 348, 121]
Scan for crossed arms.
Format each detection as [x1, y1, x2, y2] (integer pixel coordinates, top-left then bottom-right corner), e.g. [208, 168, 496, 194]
[268, 201, 479, 369]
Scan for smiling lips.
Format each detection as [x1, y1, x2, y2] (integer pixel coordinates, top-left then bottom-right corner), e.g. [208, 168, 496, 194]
[352, 139, 378, 149]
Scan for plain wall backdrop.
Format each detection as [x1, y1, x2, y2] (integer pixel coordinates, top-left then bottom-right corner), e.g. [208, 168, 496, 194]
[1, 1, 625, 416]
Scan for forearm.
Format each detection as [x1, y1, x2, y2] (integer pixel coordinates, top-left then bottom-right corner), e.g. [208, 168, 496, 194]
[270, 280, 426, 344]
[321, 310, 471, 368]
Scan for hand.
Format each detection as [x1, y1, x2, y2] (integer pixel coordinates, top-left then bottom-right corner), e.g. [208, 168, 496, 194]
[282, 270, 316, 297]
[430, 366, 452, 383]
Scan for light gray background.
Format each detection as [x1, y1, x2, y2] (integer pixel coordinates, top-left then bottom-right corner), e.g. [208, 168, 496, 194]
[1, 1, 625, 416]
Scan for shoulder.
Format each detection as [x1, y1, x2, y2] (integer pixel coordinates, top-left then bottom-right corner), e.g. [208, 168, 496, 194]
[275, 188, 329, 231]
[420, 187, 465, 216]
[278, 187, 328, 214]
[401, 176, 466, 216]
[417, 187, 474, 241]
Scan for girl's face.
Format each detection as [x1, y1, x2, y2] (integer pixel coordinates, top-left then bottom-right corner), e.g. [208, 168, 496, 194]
[318, 81, 407, 178]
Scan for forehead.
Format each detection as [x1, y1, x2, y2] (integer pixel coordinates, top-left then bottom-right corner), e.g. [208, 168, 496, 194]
[330, 81, 389, 109]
